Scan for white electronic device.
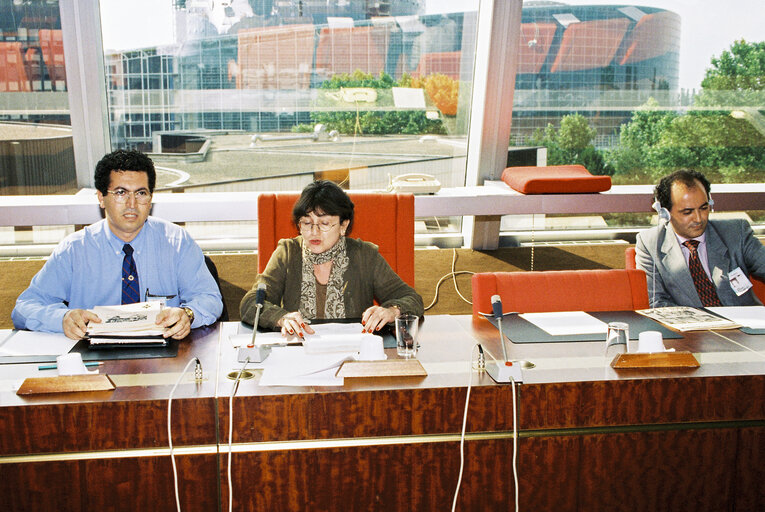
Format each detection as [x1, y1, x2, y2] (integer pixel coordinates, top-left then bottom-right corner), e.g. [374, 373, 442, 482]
[388, 173, 441, 194]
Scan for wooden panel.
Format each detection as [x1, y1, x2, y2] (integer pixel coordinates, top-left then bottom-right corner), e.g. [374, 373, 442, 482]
[520, 376, 765, 430]
[222, 439, 522, 511]
[577, 430, 737, 512]
[222, 385, 520, 443]
[734, 427, 765, 510]
[2, 455, 218, 512]
[0, 397, 216, 454]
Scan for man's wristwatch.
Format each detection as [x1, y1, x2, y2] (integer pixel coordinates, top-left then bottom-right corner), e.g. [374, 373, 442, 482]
[181, 306, 195, 324]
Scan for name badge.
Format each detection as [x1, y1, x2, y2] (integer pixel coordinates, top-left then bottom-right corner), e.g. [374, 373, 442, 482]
[728, 267, 752, 296]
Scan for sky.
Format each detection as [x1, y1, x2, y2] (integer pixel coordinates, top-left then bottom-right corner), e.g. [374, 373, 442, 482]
[100, 0, 764, 91]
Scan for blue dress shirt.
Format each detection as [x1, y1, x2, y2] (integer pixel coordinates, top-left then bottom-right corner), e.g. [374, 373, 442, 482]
[12, 217, 223, 333]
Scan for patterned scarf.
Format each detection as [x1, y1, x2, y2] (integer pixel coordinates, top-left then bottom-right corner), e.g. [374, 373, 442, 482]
[300, 236, 349, 319]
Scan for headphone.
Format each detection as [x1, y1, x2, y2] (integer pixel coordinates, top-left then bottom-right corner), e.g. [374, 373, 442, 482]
[652, 195, 714, 223]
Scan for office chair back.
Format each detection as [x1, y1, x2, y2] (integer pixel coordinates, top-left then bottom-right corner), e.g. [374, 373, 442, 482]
[472, 269, 650, 316]
[257, 192, 415, 287]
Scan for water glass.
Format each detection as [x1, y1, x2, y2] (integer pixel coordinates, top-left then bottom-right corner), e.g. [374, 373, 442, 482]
[395, 314, 419, 358]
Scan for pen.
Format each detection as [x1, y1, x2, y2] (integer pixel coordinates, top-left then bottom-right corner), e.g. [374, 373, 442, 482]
[38, 362, 103, 370]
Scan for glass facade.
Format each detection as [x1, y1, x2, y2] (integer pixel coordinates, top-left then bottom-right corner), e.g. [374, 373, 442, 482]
[0, 0, 73, 195]
[0, 0, 763, 249]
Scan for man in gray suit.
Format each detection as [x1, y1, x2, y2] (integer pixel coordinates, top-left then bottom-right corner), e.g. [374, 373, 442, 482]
[636, 169, 765, 308]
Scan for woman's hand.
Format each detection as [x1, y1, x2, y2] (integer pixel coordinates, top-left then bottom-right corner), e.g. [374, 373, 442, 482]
[277, 311, 315, 339]
[361, 305, 400, 334]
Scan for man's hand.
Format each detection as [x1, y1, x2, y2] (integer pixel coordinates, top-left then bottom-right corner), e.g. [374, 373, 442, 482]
[63, 309, 102, 340]
[156, 307, 192, 340]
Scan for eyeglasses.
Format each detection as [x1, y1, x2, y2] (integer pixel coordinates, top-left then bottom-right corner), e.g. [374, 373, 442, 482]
[106, 188, 152, 204]
[298, 220, 338, 233]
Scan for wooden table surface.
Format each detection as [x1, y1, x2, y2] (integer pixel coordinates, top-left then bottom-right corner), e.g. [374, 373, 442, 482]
[1, 315, 763, 511]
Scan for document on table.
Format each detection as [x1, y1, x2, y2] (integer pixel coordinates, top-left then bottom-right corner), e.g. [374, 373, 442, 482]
[519, 311, 608, 336]
[257, 346, 356, 387]
[705, 306, 765, 329]
[0, 330, 79, 357]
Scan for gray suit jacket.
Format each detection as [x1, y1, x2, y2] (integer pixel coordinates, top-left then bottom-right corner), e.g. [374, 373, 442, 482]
[635, 219, 765, 308]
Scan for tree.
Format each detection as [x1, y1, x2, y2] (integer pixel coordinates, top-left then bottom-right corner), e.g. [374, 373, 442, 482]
[556, 113, 596, 151]
[527, 114, 613, 175]
[701, 39, 765, 91]
[697, 39, 765, 107]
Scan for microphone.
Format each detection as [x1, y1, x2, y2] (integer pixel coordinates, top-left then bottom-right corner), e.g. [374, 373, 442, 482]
[238, 283, 270, 363]
[247, 283, 267, 348]
[491, 294, 509, 362]
[484, 294, 523, 384]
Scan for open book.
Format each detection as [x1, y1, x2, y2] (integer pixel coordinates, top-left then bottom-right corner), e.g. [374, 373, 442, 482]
[86, 301, 166, 345]
[636, 306, 740, 332]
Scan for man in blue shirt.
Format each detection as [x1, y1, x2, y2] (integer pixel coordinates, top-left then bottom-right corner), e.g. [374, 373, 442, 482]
[12, 150, 223, 339]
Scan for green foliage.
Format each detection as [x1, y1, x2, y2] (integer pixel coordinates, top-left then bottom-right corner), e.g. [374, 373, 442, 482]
[319, 70, 396, 90]
[527, 115, 614, 176]
[556, 113, 596, 151]
[701, 39, 765, 91]
[301, 71, 446, 135]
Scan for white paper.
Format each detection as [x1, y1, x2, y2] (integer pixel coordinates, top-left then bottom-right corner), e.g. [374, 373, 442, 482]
[87, 301, 164, 336]
[256, 346, 354, 387]
[57, 352, 97, 375]
[0, 330, 79, 357]
[706, 306, 765, 329]
[519, 311, 608, 336]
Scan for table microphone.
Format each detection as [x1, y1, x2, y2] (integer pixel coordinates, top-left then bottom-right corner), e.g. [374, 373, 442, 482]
[248, 283, 267, 348]
[485, 295, 523, 383]
[491, 294, 509, 362]
[238, 283, 270, 363]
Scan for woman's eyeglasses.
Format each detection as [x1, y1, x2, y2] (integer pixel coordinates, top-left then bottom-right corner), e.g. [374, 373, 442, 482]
[298, 220, 338, 233]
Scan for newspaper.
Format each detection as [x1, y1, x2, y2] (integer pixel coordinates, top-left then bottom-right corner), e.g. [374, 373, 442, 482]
[86, 301, 165, 341]
[636, 306, 740, 332]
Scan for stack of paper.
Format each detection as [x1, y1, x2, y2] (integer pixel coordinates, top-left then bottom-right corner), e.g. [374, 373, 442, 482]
[636, 306, 740, 331]
[86, 302, 166, 345]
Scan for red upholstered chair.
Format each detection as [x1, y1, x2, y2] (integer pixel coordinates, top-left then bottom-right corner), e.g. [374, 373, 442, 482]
[471, 269, 649, 317]
[257, 192, 415, 287]
[625, 247, 765, 303]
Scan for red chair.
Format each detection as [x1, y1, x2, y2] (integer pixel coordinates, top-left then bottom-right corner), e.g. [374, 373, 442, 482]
[471, 269, 649, 317]
[625, 247, 765, 303]
[257, 192, 415, 287]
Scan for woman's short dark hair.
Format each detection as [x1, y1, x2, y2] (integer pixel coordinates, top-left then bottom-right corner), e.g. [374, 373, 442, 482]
[654, 169, 711, 210]
[292, 180, 355, 234]
[94, 149, 156, 195]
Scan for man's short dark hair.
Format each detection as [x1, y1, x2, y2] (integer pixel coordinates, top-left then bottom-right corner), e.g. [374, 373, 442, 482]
[292, 180, 355, 235]
[654, 169, 711, 210]
[94, 150, 156, 195]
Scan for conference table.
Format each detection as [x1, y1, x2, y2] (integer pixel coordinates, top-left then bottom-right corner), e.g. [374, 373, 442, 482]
[1, 315, 763, 512]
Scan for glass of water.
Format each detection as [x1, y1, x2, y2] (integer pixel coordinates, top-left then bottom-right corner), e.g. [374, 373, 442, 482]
[395, 314, 419, 358]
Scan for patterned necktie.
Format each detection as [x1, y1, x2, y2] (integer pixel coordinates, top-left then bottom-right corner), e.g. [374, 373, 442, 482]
[683, 240, 722, 307]
[122, 243, 140, 304]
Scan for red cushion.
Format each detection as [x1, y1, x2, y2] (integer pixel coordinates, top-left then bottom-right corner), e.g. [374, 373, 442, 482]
[501, 165, 612, 194]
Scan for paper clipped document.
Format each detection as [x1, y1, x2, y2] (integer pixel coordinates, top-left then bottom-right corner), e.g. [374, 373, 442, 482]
[257, 346, 355, 387]
[636, 306, 740, 331]
[86, 302, 165, 338]
[705, 306, 765, 329]
[519, 311, 608, 336]
[0, 330, 78, 357]
[229, 322, 372, 352]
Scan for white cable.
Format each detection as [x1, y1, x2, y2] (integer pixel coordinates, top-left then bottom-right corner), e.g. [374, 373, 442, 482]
[450, 248, 473, 304]
[228, 359, 250, 512]
[168, 357, 201, 512]
[424, 270, 475, 310]
[451, 344, 478, 512]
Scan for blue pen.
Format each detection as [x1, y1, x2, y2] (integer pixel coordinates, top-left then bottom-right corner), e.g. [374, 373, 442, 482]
[38, 362, 103, 370]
